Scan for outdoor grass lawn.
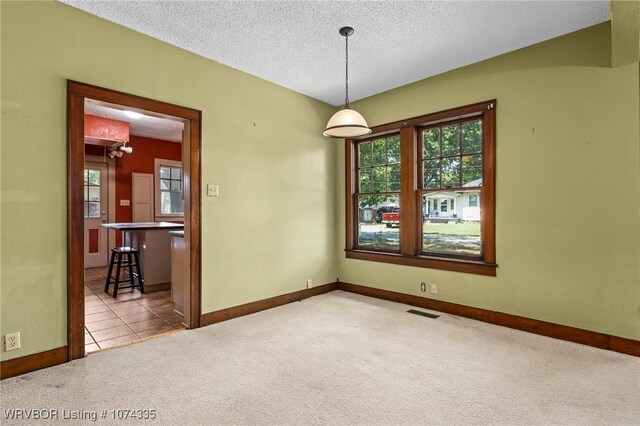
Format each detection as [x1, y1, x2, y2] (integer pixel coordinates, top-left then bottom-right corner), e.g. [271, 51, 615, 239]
[356, 222, 481, 253]
[423, 222, 480, 236]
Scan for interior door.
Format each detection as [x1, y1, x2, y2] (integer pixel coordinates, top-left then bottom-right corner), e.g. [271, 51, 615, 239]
[84, 162, 109, 267]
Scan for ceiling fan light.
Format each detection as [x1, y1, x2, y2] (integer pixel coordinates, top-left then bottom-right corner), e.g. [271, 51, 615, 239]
[323, 107, 372, 138]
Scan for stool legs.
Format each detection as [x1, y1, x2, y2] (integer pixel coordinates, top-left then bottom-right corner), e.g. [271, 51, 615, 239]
[105, 248, 144, 297]
[113, 254, 123, 298]
[104, 250, 117, 293]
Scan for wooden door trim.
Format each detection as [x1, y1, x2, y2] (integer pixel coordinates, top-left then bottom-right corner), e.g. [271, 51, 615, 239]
[67, 80, 202, 361]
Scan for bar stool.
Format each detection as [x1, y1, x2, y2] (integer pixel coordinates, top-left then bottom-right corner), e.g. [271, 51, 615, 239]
[104, 247, 144, 298]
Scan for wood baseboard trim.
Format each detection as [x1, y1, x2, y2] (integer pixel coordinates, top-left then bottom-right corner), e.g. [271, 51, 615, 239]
[609, 336, 640, 356]
[3, 281, 634, 381]
[337, 282, 640, 357]
[1, 347, 69, 380]
[200, 282, 338, 326]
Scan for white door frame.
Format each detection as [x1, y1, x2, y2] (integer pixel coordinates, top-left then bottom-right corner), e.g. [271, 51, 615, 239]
[85, 154, 116, 266]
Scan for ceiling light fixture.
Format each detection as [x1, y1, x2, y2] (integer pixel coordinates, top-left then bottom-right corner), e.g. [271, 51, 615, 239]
[323, 27, 371, 138]
[124, 111, 143, 120]
[106, 141, 133, 159]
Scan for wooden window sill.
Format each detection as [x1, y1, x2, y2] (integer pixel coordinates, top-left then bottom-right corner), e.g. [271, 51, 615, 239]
[345, 249, 497, 276]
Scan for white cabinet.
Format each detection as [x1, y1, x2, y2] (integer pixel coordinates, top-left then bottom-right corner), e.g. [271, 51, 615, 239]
[170, 232, 186, 316]
[132, 172, 153, 222]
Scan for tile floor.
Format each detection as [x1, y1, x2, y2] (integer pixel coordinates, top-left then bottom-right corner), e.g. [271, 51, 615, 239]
[84, 267, 186, 353]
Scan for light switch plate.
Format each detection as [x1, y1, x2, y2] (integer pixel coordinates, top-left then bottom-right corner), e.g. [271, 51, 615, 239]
[120, 199, 130, 206]
[207, 184, 219, 197]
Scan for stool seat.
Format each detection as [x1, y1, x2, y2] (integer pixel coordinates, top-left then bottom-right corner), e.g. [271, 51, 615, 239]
[104, 246, 144, 297]
[111, 246, 138, 253]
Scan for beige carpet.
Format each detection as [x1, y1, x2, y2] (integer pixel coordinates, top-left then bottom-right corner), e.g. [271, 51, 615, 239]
[2, 291, 639, 425]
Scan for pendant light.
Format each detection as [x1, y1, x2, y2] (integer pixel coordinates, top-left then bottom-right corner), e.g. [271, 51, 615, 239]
[323, 27, 372, 138]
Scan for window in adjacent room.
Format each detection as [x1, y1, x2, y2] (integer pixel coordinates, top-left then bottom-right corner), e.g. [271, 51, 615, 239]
[154, 158, 184, 217]
[84, 168, 101, 218]
[345, 100, 496, 276]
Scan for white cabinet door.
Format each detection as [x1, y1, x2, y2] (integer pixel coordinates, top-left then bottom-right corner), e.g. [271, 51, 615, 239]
[132, 173, 154, 222]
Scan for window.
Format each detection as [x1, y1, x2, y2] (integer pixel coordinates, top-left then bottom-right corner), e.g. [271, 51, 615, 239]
[160, 166, 183, 214]
[345, 100, 496, 276]
[84, 168, 101, 218]
[154, 158, 183, 218]
[355, 135, 401, 252]
[421, 119, 483, 257]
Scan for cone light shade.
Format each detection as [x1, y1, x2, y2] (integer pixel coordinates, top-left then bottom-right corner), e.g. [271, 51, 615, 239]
[324, 26, 371, 138]
[323, 107, 371, 138]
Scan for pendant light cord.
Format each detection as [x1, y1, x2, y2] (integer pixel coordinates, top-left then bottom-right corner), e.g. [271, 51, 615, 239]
[345, 33, 350, 107]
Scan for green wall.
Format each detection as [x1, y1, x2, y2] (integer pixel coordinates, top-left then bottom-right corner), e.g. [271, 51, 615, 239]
[0, 1, 337, 361]
[2, 2, 638, 363]
[338, 23, 640, 340]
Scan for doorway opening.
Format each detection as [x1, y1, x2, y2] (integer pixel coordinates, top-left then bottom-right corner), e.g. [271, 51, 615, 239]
[67, 81, 202, 360]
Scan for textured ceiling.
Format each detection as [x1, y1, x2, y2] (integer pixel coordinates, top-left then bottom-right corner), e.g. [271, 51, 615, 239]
[85, 101, 184, 143]
[63, 1, 608, 106]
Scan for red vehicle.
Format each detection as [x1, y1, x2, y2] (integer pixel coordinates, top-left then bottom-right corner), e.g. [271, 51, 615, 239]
[381, 207, 400, 227]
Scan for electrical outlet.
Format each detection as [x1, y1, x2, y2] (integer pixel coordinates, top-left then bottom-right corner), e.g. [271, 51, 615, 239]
[307, 279, 313, 289]
[4, 332, 20, 352]
[420, 282, 427, 293]
[430, 283, 438, 295]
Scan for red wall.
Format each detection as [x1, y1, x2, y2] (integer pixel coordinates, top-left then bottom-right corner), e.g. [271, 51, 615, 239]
[114, 135, 182, 225]
[85, 135, 182, 246]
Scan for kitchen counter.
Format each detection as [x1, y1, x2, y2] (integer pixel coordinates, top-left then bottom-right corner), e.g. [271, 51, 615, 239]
[102, 222, 183, 231]
[102, 221, 184, 290]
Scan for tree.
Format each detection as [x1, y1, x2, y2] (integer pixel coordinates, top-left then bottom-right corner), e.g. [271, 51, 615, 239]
[422, 120, 483, 189]
[357, 135, 400, 208]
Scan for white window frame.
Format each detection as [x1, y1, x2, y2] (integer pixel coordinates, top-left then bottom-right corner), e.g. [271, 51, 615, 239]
[154, 158, 184, 221]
